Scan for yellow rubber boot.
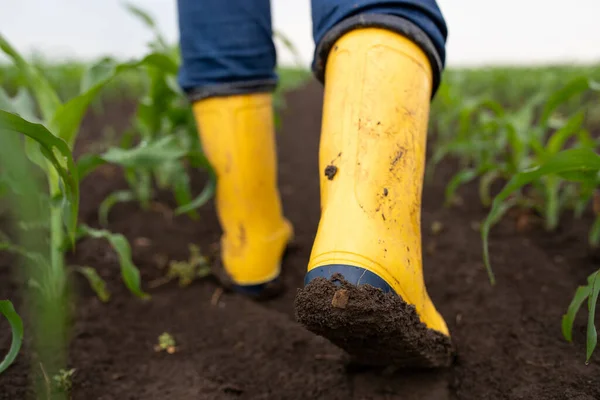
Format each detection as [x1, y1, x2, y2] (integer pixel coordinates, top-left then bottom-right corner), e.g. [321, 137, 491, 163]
[192, 93, 293, 297]
[295, 28, 453, 367]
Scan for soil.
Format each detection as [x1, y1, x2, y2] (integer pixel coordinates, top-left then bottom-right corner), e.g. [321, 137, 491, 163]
[2, 80, 600, 399]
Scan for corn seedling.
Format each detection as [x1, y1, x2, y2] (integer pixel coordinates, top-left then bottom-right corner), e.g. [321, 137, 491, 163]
[430, 71, 600, 362]
[90, 3, 216, 224]
[0, 128, 65, 386]
[437, 77, 599, 232]
[481, 148, 600, 362]
[0, 34, 164, 376]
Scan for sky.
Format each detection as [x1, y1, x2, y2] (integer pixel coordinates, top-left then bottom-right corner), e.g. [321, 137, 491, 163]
[1, 0, 599, 68]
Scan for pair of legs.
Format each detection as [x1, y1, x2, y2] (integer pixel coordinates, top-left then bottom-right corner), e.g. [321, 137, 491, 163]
[176, 0, 452, 366]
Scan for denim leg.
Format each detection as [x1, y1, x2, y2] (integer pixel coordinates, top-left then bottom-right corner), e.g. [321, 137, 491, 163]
[311, 0, 448, 96]
[176, 0, 277, 101]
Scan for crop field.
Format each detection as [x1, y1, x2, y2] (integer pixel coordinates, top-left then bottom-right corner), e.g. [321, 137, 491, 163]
[2, 7, 600, 400]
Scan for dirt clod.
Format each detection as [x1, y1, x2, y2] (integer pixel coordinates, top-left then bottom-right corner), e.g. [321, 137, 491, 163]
[331, 288, 349, 309]
[324, 165, 338, 180]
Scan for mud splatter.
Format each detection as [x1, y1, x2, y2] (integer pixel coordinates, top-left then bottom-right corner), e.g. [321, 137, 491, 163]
[390, 148, 405, 170]
[324, 165, 338, 180]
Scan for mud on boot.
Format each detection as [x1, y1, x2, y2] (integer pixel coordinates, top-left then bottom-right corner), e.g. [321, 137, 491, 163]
[295, 273, 454, 368]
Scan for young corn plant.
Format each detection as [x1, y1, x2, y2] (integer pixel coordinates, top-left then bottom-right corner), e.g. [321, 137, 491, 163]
[481, 148, 600, 363]
[93, 3, 216, 225]
[0, 130, 70, 398]
[432, 74, 600, 362]
[439, 76, 600, 227]
[477, 76, 600, 363]
[0, 34, 159, 375]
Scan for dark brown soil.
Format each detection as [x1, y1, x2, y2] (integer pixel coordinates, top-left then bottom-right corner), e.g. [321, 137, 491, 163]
[2, 80, 600, 399]
[295, 274, 454, 368]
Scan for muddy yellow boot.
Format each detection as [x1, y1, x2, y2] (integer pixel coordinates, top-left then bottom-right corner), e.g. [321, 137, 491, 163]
[192, 93, 293, 298]
[295, 28, 453, 367]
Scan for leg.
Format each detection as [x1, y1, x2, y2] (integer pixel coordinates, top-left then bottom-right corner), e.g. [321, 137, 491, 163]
[177, 0, 278, 100]
[177, 0, 293, 297]
[295, 0, 453, 366]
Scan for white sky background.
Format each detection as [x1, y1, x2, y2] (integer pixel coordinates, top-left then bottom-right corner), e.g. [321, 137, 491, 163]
[0, 0, 599, 67]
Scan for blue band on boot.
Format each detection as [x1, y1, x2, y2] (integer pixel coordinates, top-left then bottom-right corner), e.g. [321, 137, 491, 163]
[304, 264, 394, 293]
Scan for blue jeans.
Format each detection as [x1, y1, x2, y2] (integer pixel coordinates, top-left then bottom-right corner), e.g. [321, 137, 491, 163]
[176, 0, 448, 101]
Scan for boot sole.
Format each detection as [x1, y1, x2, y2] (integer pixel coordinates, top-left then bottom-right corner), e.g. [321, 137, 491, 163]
[295, 268, 455, 368]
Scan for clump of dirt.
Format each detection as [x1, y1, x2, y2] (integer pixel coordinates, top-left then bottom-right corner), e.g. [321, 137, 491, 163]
[295, 273, 455, 368]
[324, 165, 338, 180]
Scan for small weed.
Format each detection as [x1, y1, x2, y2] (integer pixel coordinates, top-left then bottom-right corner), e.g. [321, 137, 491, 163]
[166, 244, 211, 287]
[53, 368, 76, 392]
[154, 332, 177, 354]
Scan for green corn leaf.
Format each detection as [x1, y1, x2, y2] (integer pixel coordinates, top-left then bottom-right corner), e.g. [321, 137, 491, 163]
[50, 54, 177, 147]
[444, 169, 478, 206]
[76, 154, 106, 181]
[558, 170, 599, 183]
[546, 111, 585, 156]
[123, 2, 170, 51]
[586, 271, 600, 362]
[576, 128, 598, 150]
[137, 53, 179, 76]
[479, 170, 501, 207]
[100, 136, 187, 168]
[562, 285, 591, 342]
[75, 266, 110, 302]
[98, 190, 136, 226]
[0, 110, 79, 242]
[544, 176, 561, 231]
[481, 198, 518, 284]
[0, 87, 38, 122]
[483, 148, 600, 283]
[539, 77, 591, 127]
[574, 185, 596, 218]
[274, 30, 304, 67]
[79, 225, 149, 299]
[0, 240, 51, 270]
[174, 175, 216, 216]
[173, 177, 198, 219]
[124, 1, 156, 28]
[0, 34, 61, 121]
[164, 162, 199, 219]
[153, 158, 179, 190]
[78, 57, 120, 94]
[477, 98, 506, 117]
[0, 300, 24, 374]
[0, 89, 47, 170]
[590, 216, 600, 248]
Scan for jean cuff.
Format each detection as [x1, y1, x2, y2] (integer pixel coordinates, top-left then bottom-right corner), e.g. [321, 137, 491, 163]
[185, 78, 278, 102]
[313, 14, 443, 97]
